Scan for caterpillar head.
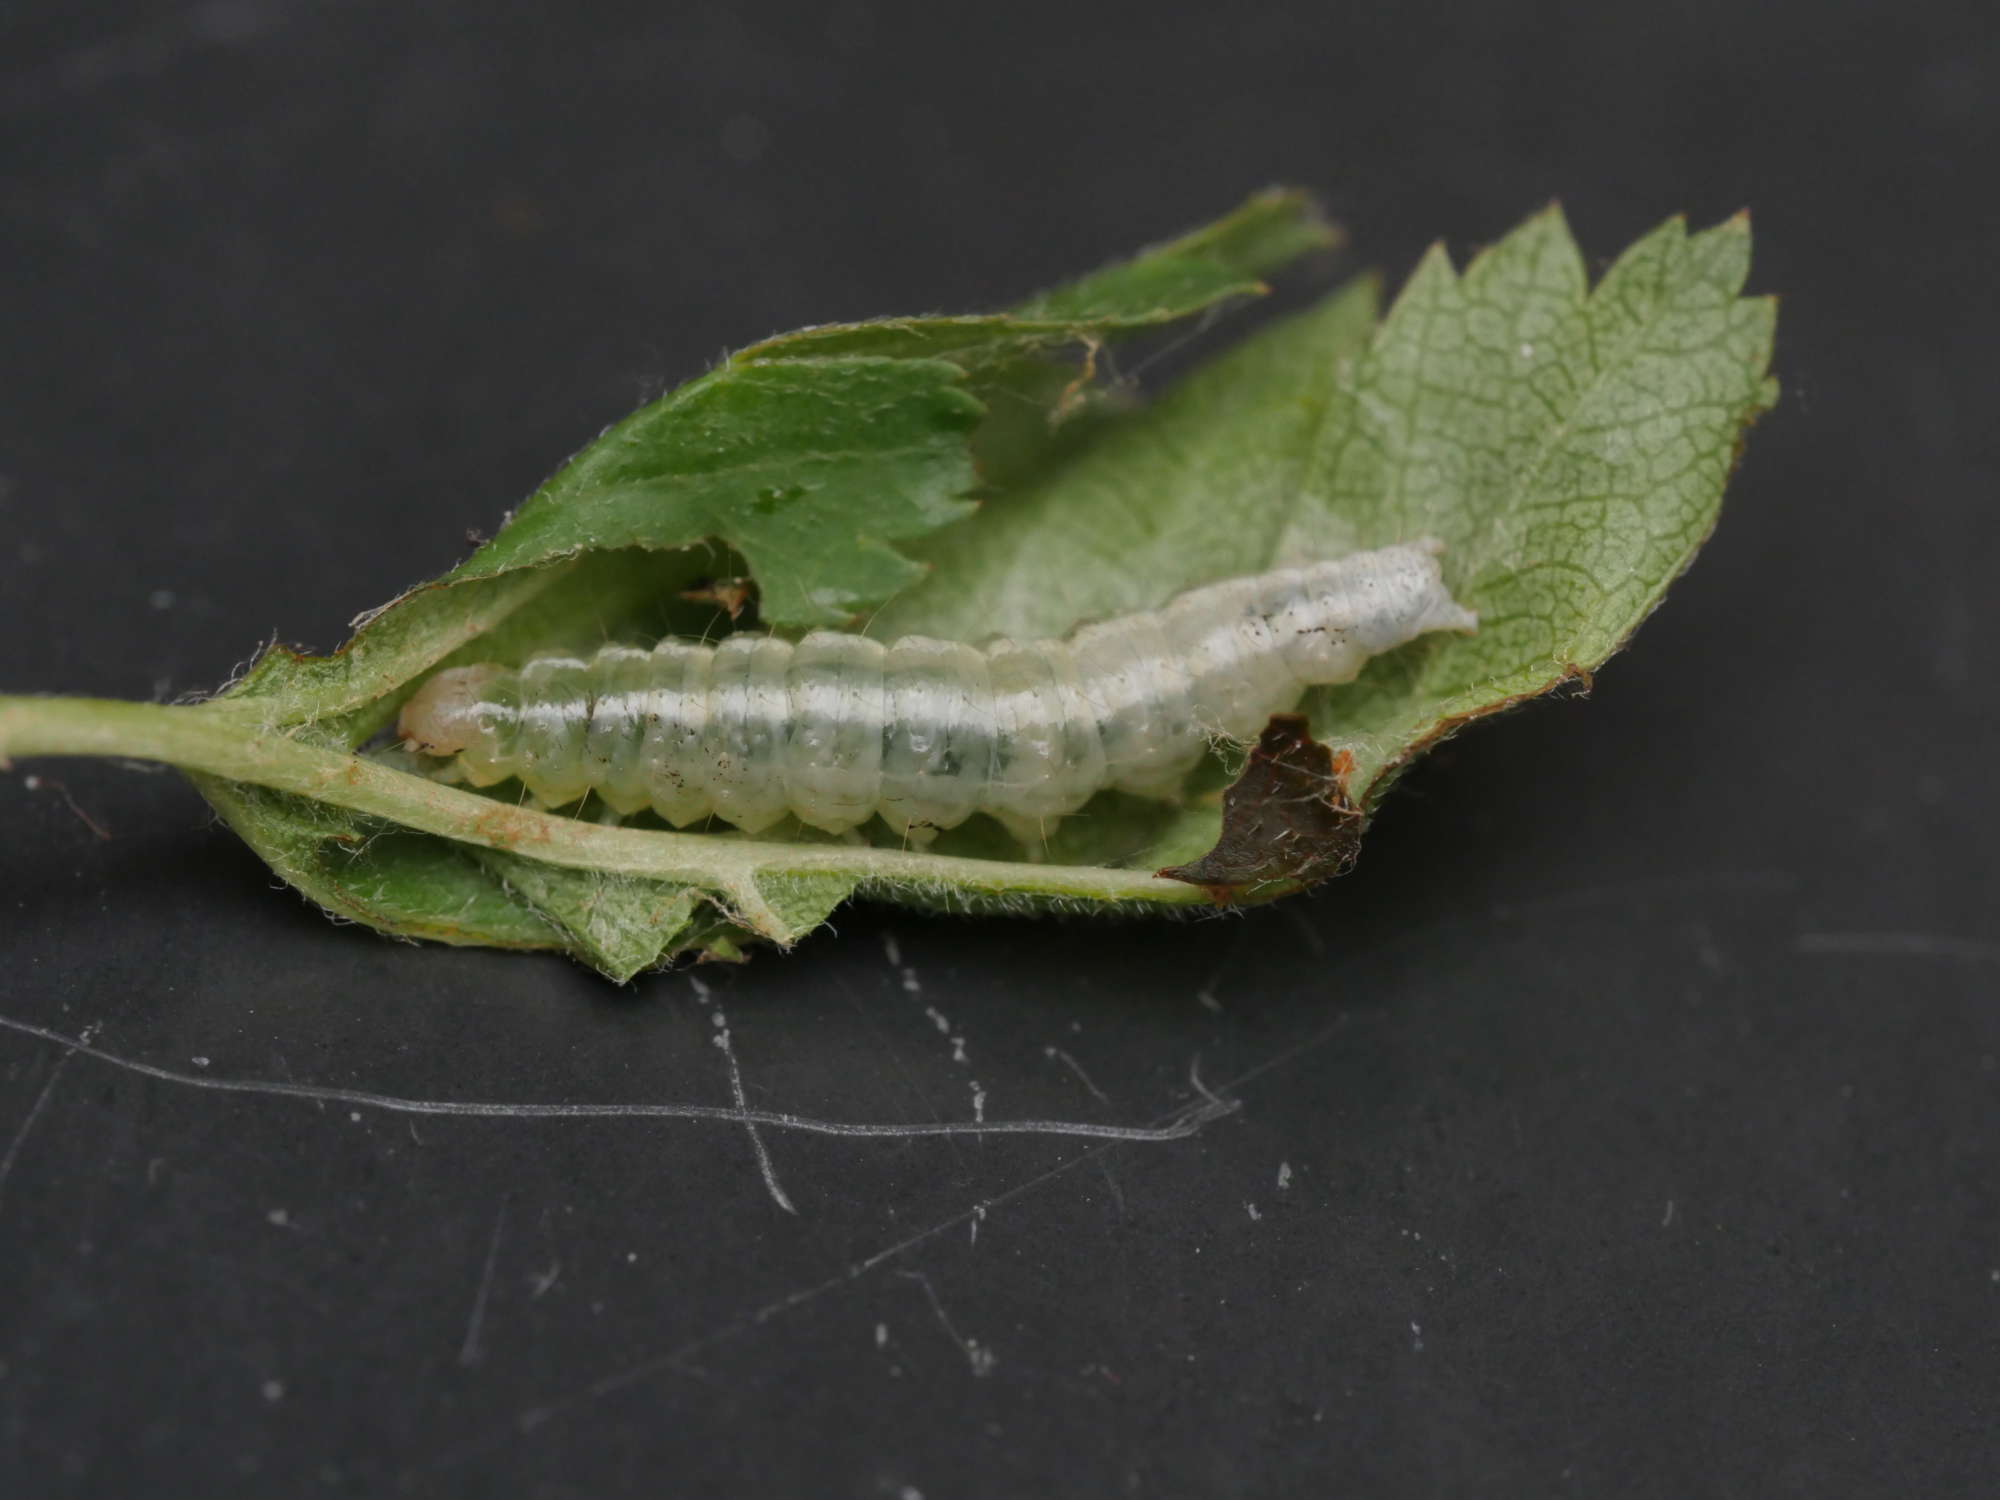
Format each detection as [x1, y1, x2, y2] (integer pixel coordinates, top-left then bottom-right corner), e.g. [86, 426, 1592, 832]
[1397, 538, 1480, 641]
[1277, 539, 1479, 683]
[1330, 537, 1476, 650]
[398, 665, 507, 756]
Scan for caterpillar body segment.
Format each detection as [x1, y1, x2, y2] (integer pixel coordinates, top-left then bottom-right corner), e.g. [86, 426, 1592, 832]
[399, 539, 1478, 841]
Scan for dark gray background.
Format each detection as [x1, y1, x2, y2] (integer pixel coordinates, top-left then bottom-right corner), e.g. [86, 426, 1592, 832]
[3, 1, 1995, 1495]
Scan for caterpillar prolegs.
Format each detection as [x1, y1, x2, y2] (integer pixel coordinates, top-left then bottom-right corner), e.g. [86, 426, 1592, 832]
[398, 539, 1478, 844]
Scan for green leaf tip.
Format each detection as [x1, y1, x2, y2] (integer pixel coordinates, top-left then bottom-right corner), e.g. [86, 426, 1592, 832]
[447, 356, 988, 630]
[0, 197, 1775, 977]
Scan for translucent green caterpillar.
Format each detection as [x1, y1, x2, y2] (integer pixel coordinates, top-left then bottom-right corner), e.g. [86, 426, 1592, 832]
[399, 539, 1476, 844]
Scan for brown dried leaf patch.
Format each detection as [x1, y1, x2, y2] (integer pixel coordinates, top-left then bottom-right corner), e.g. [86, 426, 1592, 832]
[1158, 714, 1365, 898]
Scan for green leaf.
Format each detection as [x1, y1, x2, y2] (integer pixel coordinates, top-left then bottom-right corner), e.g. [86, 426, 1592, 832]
[878, 206, 1776, 873]
[447, 357, 985, 630]
[1314, 210, 1778, 798]
[226, 550, 719, 738]
[869, 269, 1386, 643]
[0, 198, 1776, 978]
[734, 185, 1338, 364]
[195, 776, 563, 952]
[221, 187, 1336, 733]
[466, 851, 709, 983]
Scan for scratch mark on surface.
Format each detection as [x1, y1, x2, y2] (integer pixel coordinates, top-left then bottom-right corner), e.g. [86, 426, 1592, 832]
[0, 1022, 95, 1214]
[1796, 931, 2000, 965]
[271, 1050, 325, 1113]
[1188, 1055, 1225, 1113]
[898, 1270, 997, 1377]
[405, 1032, 1323, 1475]
[714, 1017, 797, 1215]
[968, 1203, 986, 1247]
[1661, 1199, 1676, 1229]
[1043, 1045, 1110, 1105]
[894, 963, 983, 1120]
[389, 976, 1554, 1474]
[830, 975, 971, 1172]
[693, 976, 797, 1214]
[528, 1263, 560, 1300]
[0, 1011, 1235, 1145]
[1246, 1202, 1261, 1221]
[459, 1200, 509, 1366]
[914, 991, 981, 1119]
[1200, 1013, 1353, 1100]
[1096, 1159, 1127, 1217]
[20, 773, 110, 839]
[483, 1082, 1232, 1454]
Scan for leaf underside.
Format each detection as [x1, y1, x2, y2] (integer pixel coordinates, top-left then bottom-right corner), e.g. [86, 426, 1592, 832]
[193, 193, 1774, 979]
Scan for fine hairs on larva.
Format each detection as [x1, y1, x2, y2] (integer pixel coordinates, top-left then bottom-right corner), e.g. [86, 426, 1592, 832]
[398, 538, 1478, 846]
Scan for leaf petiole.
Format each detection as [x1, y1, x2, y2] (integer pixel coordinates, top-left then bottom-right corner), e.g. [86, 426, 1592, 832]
[0, 694, 1209, 942]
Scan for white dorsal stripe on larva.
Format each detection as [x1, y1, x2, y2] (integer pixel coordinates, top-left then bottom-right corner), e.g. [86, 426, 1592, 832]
[398, 539, 1478, 841]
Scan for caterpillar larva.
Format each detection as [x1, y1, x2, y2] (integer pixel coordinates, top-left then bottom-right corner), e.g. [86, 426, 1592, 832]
[398, 539, 1478, 845]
